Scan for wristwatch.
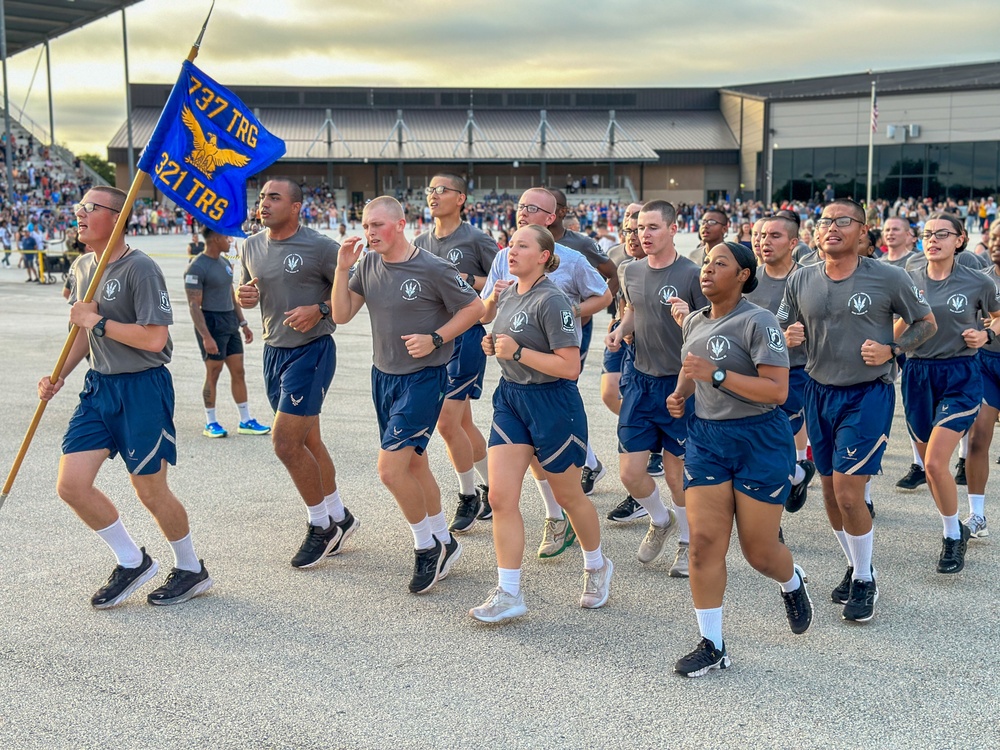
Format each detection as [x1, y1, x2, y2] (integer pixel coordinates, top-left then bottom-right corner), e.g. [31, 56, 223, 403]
[711, 368, 727, 389]
[887, 341, 901, 357]
[431, 331, 444, 349]
[512, 345, 524, 361]
[92, 317, 108, 338]
[465, 273, 475, 286]
[239, 320, 249, 328]
[986, 329, 996, 345]
[318, 302, 331, 319]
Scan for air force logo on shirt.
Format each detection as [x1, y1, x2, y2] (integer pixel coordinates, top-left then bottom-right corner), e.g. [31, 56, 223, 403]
[447, 248, 464, 265]
[767, 327, 785, 353]
[284, 254, 303, 274]
[561, 309, 575, 332]
[658, 285, 679, 305]
[849, 292, 871, 316]
[159, 290, 172, 313]
[947, 294, 968, 314]
[456, 273, 471, 291]
[707, 335, 731, 361]
[103, 278, 121, 301]
[510, 311, 528, 333]
[912, 285, 927, 304]
[401, 279, 422, 300]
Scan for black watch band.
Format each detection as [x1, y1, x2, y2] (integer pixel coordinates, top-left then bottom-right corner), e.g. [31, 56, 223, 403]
[465, 273, 476, 286]
[888, 341, 901, 357]
[93, 317, 108, 338]
[512, 345, 524, 361]
[318, 302, 331, 319]
[431, 332, 444, 349]
[986, 329, 996, 345]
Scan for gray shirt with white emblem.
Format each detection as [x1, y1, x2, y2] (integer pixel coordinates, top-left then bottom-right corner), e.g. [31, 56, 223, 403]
[349, 249, 480, 375]
[491, 277, 579, 385]
[906, 263, 1000, 359]
[559, 229, 610, 269]
[777, 257, 932, 386]
[682, 298, 789, 420]
[744, 266, 807, 368]
[184, 253, 235, 312]
[905, 250, 989, 272]
[70, 249, 173, 375]
[622, 255, 707, 377]
[238, 226, 339, 348]
[414, 222, 498, 278]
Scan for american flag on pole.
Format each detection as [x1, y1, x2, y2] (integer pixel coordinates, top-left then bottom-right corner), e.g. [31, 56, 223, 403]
[871, 92, 879, 133]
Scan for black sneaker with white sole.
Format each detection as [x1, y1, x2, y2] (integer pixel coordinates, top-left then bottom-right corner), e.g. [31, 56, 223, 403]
[781, 564, 813, 634]
[937, 523, 971, 574]
[831, 566, 854, 604]
[580, 460, 606, 496]
[408, 541, 444, 594]
[954, 457, 967, 486]
[607, 494, 648, 523]
[326, 507, 360, 557]
[784, 459, 816, 513]
[147, 563, 213, 606]
[91, 549, 159, 609]
[477, 484, 493, 520]
[896, 463, 926, 490]
[842, 577, 878, 622]
[674, 638, 731, 678]
[449, 491, 481, 534]
[439, 535, 463, 580]
[291, 521, 343, 568]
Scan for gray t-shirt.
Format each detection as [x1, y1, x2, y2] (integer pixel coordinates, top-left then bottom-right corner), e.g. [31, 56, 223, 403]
[348, 249, 480, 375]
[558, 229, 610, 270]
[905, 250, 989, 272]
[414, 222, 498, 278]
[70, 249, 173, 375]
[491, 277, 579, 385]
[184, 253, 235, 312]
[880, 251, 916, 268]
[683, 298, 789, 420]
[239, 226, 338, 348]
[777, 257, 932, 386]
[744, 265, 807, 368]
[906, 263, 1000, 359]
[982, 265, 1000, 355]
[621, 255, 707, 377]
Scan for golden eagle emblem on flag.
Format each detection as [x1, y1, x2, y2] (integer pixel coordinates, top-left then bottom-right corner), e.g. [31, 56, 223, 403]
[181, 104, 250, 179]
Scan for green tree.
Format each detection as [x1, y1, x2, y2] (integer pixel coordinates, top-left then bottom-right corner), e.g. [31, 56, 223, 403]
[78, 153, 115, 184]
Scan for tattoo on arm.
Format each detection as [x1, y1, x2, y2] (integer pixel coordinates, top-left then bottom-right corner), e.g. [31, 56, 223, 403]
[898, 319, 936, 352]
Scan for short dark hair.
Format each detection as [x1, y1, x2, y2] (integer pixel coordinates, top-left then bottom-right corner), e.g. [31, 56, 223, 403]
[433, 172, 467, 194]
[703, 207, 729, 224]
[926, 211, 968, 251]
[267, 177, 303, 204]
[827, 198, 865, 222]
[640, 200, 677, 225]
[201, 226, 217, 241]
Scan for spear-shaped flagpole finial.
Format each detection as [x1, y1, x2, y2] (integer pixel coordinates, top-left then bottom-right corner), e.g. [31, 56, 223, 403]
[188, 0, 216, 62]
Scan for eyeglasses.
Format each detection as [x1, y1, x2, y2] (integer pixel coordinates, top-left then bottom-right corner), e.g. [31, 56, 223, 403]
[424, 185, 463, 196]
[622, 229, 638, 236]
[699, 219, 724, 227]
[516, 203, 552, 215]
[816, 216, 863, 229]
[921, 229, 961, 241]
[73, 202, 120, 214]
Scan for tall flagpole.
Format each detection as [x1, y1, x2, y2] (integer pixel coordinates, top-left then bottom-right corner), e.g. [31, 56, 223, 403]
[865, 78, 876, 207]
[0, 1, 216, 509]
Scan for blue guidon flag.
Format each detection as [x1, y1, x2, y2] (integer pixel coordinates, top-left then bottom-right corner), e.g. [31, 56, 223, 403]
[137, 60, 285, 238]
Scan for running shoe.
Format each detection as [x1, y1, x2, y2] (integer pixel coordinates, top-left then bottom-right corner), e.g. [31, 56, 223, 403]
[291, 521, 343, 568]
[538, 515, 576, 558]
[784, 459, 816, 513]
[439, 536, 463, 580]
[607, 494, 648, 523]
[326, 507, 360, 556]
[470, 586, 527, 623]
[831, 566, 854, 605]
[449, 491, 481, 534]
[147, 563, 213, 606]
[954, 457, 967, 486]
[937, 523, 971, 574]
[203, 422, 228, 438]
[842, 577, 878, 622]
[580, 460, 607, 496]
[237, 418, 271, 435]
[646, 452, 664, 477]
[409, 541, 444, 594]
[780, 564, 813, 634]
[637, 509, 678, 564]
[896, 463, 926, 490]
[674, 638, 730, 678]
[477, 484, 493, 520]
[964, 513, 989, 538]
[580, 557, 614, 609]
[91, 549, 159, 609]
[668, 541, 690, 578]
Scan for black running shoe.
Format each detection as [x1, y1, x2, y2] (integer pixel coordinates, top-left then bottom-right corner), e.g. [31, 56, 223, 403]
[291, 521, 343, 568]
[896, 463, 926, 490]
[842, 577, 878, 622]
[477, 484, 493, 520]
[785, 459, 815, 513]
[954, 457, 967, 486]
[674, 638, 731, 678]
[449, 491, 481, 534]
[781, 564, 813, 634]
[831, 566, 854, 604]
[646, 452, 664, 477]
[439, 535, 463, 580]
[866, 498, 876, 519]
[91, 549, 159, 609]
[147, 563, 213, 606]
[327, 507, 360, 557]
[580, 460, 606, 496]
[409, 541, 444, 594]
[937, 523, 971, 574]
[607, 494, 648, 523]
[778, 526, 785, 545]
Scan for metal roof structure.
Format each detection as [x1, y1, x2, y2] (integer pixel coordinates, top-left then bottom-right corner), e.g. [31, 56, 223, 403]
[723, 61, 1000, 101]
[2, 0, 144, 56]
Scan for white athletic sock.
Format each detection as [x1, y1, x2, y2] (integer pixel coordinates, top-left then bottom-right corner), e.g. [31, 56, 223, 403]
[942, 513, 961, 540]
[409, 516, 434, 550]
[864, 479, 872, 505]
[779, 568, 801, 593]
[582, 544, 603, 570]
[959, 433, 969, 460]
[306, 501, 330, 529]
[169, 533, 201, 573]
[911, 439, 924, 468]
[456, 468, 477, 496]
[474, 457, 489, 486]
[237, 401, 251, 422]
[584, 442, 598, 470]
[428, 511, 452, 544]
[95, 519, 143, 568]
[796, 448, 808, 461]
[536, 478, 563, 519]
[792, 463, 806, 485]
[674, 504, 690, 544]
[205, 407, 217, 425]
[695, 606, 724, 651]
[634, 486, 669, 527]
[498, 567, 521, 596]
[834, 529, 853, 566]
[969, 493, 986, 517]
[324, 490, 345, 523]
[846, 531, 874, 581]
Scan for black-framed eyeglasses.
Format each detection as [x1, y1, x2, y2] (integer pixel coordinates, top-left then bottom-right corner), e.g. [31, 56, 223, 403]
[425, 185, 463, 196]
[622, 229, 638, 236]
[516, 203, 552, 215]
[816, 216, 863, 229]
[921, 229, 960, 241]
[73, 202, 119, 214]
[699, 219, 724, 227]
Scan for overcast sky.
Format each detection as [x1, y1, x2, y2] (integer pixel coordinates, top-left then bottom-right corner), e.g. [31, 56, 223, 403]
[4, 0, 998, 157]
